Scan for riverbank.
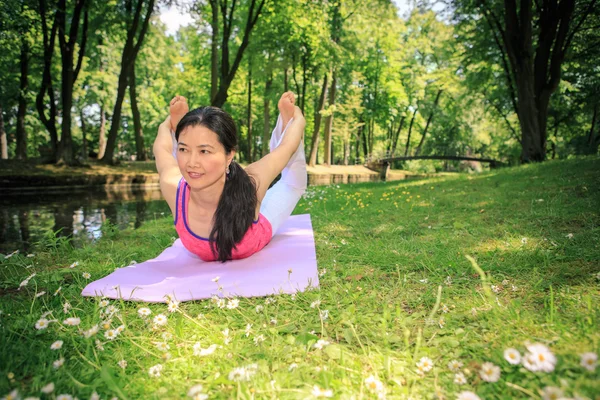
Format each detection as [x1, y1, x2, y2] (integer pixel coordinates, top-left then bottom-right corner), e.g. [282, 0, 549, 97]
[0, 159, 439, 190]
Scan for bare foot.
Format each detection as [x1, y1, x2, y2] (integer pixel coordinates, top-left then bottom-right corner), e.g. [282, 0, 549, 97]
[169, 95, 189, 132]
[278, 91, 296, 127]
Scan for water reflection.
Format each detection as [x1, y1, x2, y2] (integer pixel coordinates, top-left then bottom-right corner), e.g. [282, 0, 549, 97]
[0, 186, 171, 253]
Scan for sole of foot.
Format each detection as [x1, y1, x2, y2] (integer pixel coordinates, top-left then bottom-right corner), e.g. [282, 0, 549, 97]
[169, 95, 189, 132]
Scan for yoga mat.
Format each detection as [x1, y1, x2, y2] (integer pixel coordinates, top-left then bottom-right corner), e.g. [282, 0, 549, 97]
[81, 214, 318, 303]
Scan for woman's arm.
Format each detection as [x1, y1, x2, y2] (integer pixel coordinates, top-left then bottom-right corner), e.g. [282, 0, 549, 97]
[245, 106, 306, 203]
[153, 117, 182, 214]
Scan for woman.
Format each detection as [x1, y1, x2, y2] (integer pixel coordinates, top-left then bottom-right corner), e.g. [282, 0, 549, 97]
[153, 92, 307, 262]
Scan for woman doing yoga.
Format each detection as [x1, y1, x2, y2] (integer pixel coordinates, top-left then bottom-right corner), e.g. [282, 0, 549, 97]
[153, 92, 307, 262]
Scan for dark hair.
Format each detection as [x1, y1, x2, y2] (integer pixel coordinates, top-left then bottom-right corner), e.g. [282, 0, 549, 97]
[175, 106, 257, 262]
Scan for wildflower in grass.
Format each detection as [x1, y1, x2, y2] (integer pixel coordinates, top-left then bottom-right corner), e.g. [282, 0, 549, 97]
[439, 318, 446, 328]
[416, 357, 433, 372]
[313, 339, 330, 349]
[245, 324, 252, 337]
[1, 389, 19, 400]
[216, 299, 226, 308]
[82, 324, 99, 338]
[162, 332, 173, 341]
[457, 392, 480, 400]
[541, 386, 563, 400]
[118, 359, 127, 369]
[56, 395, 73, 400]
[95, 339, 104, 351]
[53, 287, 62, 296]
[35, 318, 50, 330]
[187, 384, 208, 399]
[90, 392, 100, 400]
[138, 307, 151, 318]
[441, 304, 450, 313]
[35, 291, 46, 298]
[228, 364, 258, 381]
[320, 310, 329, 320]
[101, 319, 112, 330]
[364, 375, 385, 395]
[105, 305, 119, 315]
[454, 372, 467, 385]
[265, 297, 276, 305]
[155, 342, 170, 352]
[523, 343, 556, 372]
[521, 237, 528, 244]
[63, 317, 81, 326]
[270, 318, 277, 325]
[448, 360, 463, 372]
[504, 348, 521, 365]
[311, 385, 333, 398]
[50, 340, 63, 350]
[104, 329, 118, 340]
[99, 299, 110, 307]
[148, 364, 163, 377]
[211, 276, 220, 283]
[52, 358, 65, 369]
[116, 324, 125, 333]
[193, 343, 217, 356]
[580, 352, 597, 371]
[41, 382, 54, 394]
[69, 261, 79, 269]
[227, 298, 239, 309]
[491, 285, 501, 293]
[26, 253, 35, 258]
[255, 305, 264, 312]
[511, 285, 518, 292]
[289, 363, 298, 371]
[470, 308, 477, 316]
[291, 293, 296, 300]
[18, 273, 36, 290]
[62, 302, 71, 314]
[310, 300, 321, 308]
[566, 233, 573, 239]
[479, 362, 500, 382]
[167, 301, 179, 313]
[153, 314, 168, 326]
[162, 352, 172, 361]
[319, 269, 327, 277]
[254, 334, 265, 345]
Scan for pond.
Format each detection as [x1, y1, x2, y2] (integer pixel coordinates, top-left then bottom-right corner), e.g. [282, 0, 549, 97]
[0, 186, 172, 254]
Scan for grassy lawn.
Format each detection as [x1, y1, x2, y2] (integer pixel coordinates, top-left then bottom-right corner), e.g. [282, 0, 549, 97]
[1, 156, 598, 400]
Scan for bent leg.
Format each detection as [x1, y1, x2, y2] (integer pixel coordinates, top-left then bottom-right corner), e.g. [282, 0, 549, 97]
[260, 114, 307, 236]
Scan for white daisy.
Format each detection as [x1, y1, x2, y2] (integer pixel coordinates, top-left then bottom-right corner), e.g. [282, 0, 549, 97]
[580, 352, 597, 372]
[35, 318, 50, 330]
[35, 291, 46, 298]
[311, 385, 333, 398]
[320, 310, 329, 320]
[69, 261, 79, 268]
[504, 348, 521, 365]
[541, 386, 563, 400]
[254, 334, 266, 345]
[193, 343, 217, 356]
[56, 395, 73, 400]
[118, 359, 127, 369]
[41, 382, 55, 394]
[116, 324, 125, 334]
[50, 340, 63, 350]
[479, 362, 500, 382]
[457, 392, 480, 400]
[524, 343, 556, 372]
[448, 360, 463, 372]
[83, 324, 99, 338]
[441, 304, 450, 313]
[53, 286, 62, 296]
[167, 301, 179, 313]
[288, 363, 298, 371]
[162, 332, 173, 341]
[364, 375, 384, 393]
[82, 272, 91, 279]
[310, 300, 321, 308]
[148, 364, 163, 377]
[187, 384, 207, 398]
[211, 276, 220, 283]
[62, 302, 71, 314]
[454, 372, 467, 385]
[255, 305, 264, 312]
[566, 233, 573, 239]
[226, 299, 239, 309]
[416, 357, 434, 372]
[153, 314, 168, 326]
[99, 299, 110, 307]
[104, 329, 118, 340]
[216, 299, 226, 308]
[63, 317, 81, 326]
[245, 323, 252, 337]
[138, 307, 151, 317]
[228, 364, 257, 381]
[52, 358, 65, 369]
[313, 339, 330, 349]
[155, 342, 170, 352]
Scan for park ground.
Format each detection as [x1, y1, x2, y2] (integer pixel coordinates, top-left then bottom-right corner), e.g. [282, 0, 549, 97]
[0, 155, 598, 399]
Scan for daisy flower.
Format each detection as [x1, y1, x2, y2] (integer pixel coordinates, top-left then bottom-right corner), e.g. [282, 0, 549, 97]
[82, 324, 99, 338]
[138, 307, 151, 317]
[320, 310, 329, 320]
[153, 314, 168, 326]
[50, 340, 63, 350]
[504, 348, 521, 365]
[416, 357, 434, 372]
[82, 272, 91, 279]
[63, 317, 81, 326]
[288, 363, 298, 371]
[52, 358, 65, 369]
[311, 385, 333, 398]
[148, 364, 163, 377]
[255, 305, 264, 312]
[245, 323, 252, 337]
[35, 318, 50, 330]
[580, 352, 597, 372]
[187, 384, 208, 399]
[310, 300, 321, 308]
[226, 299, 239, 309]
[62, 302, 71, 314]
[167, 301, 179, 313]
[457, 392, 480, 400]
[479, 362, 500, 382]
[56, 395, 73, 400]
[69, 261, 79, 268]
[228, 364, 258, 381]
[364, 375, 385, 393]
[448, 360, 463, 372]
[313, 339, 330, 349]
[104, 329, 118, 340]
[193, 343, 217, 356]
[118, 359, 127, 369]
[254, 335, 266, 345]
[162, 332, 173, 341]
[541, 386, 563, 400]
[35, 291, 46, 298]
[523, 343, 556, 372]
[441, 304, 450, 313]
[155, 342, 170, 352]
[454, 373, 467, 385]
[41, 382, 55, 394]
[116, 324, 125, 334]
[99, 299, 110, 307]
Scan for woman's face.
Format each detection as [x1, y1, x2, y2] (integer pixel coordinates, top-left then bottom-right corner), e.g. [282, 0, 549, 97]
[176, 125, 234, 190]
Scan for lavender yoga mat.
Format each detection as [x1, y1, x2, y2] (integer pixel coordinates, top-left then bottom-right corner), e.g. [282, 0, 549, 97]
[81, 214, 318, 303]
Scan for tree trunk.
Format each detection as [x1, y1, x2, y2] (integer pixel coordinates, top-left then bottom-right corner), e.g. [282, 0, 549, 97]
[210, 0, 218, 103]
[323, 70, 337, 165]
[308, 73, 328, 166]
[0, 104, 7, 159]
[129, 64, 146, 161]
[588, 103, 598, 147]
[415, 89, 443, 156]
[391, 116, 405, 158]
[262, 70, 272, 157]
[360, 117, 368, 159]
[80, 108, 87, 160]
[16, 38, 29, 159]
[404, 109, 417, 157]
[101, 0, 155, 164]
[343, 139, 349, 165]
[284, 67, 288, 92]
[246, 55, 253, 163]
[97, 105, 106, 159]
[300, 53, 308, 113]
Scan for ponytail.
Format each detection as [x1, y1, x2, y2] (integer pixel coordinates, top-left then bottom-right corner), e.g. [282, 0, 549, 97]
[209, 161, 257, 262]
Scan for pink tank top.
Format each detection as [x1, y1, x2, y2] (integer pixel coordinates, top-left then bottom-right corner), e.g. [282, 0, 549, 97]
[174, 178, 272, 261]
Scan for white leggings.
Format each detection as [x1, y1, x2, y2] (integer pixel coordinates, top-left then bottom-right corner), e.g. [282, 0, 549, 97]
[260, 114, 307, 237]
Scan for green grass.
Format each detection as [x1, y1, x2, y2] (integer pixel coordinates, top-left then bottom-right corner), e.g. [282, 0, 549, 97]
[1, 156, 599, 400]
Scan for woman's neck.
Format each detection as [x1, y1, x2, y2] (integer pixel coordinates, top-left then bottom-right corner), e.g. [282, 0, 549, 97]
[188, 178, 225, 213]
